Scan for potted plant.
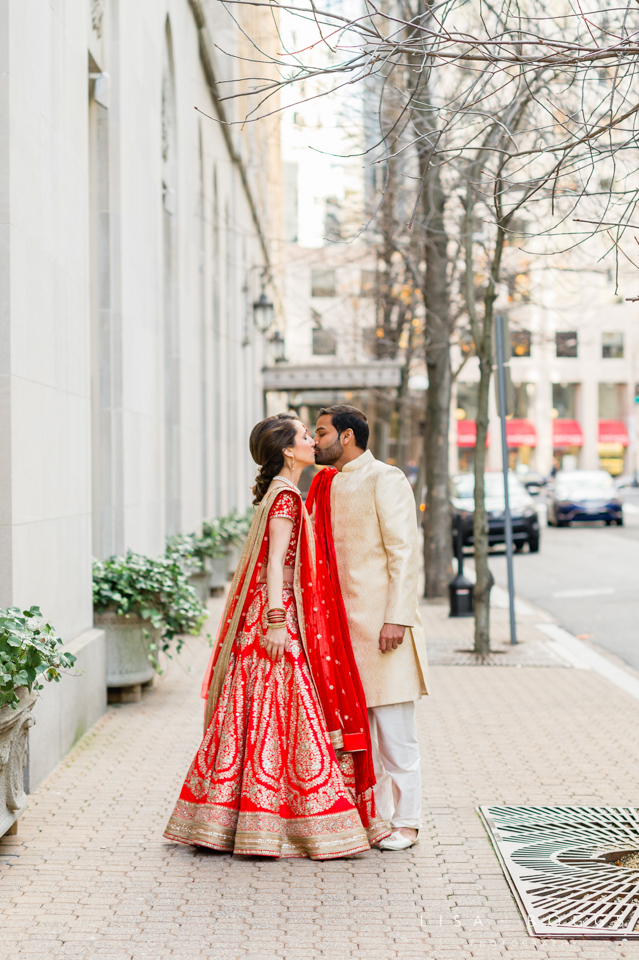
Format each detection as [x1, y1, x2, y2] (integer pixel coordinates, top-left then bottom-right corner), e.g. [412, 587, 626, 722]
[93, 552, 207, 692]
[165, 533, 210, 605]
[218, 508, 254, 579]
[0, 606, 76, 837]
[200, 519, 228, 593]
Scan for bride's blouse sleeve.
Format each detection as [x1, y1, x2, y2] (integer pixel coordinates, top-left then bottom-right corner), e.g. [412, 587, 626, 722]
[267, 491, 299, 522]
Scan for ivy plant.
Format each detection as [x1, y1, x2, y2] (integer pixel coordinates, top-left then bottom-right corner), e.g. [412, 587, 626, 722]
[199, 519, 228, 558]
[0, 606, 77, 710]
[92, 551, 207, 658]
[165, 533, 208, 576]
[215, 508, 254, 547]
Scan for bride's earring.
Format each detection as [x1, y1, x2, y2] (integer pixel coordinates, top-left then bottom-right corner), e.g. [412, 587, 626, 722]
[288, 455, 295, 472]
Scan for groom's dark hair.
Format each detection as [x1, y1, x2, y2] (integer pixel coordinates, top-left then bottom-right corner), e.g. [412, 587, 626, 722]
[318, 405, 369, 450]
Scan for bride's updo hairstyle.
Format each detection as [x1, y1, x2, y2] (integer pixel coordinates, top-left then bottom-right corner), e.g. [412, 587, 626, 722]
[250, 413, 300, 505]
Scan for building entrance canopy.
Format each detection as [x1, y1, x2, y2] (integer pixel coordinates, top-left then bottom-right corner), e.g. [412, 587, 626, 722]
[506, 418, 537, 447]
[456, 420, 490, 447]
[263, 363, 401, 392]
[553, 419, 584, 447]
[598, 419, 629, 446]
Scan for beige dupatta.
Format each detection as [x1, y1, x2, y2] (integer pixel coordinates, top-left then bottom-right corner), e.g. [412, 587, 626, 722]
[202, 480, 317, 729]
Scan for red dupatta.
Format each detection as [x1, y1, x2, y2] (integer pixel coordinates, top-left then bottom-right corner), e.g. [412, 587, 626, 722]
[201, 479, 375, 798]
[305, 467, 375, 796]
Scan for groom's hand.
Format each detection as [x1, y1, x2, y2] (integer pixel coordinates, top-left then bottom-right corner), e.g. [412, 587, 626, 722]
[379, 623, 406, 653]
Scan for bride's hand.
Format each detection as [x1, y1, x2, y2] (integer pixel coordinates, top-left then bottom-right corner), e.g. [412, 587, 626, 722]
[264, 626, 287, 662]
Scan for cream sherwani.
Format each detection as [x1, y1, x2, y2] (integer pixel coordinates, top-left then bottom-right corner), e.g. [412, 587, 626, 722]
[330, 449, 429, 831]
[330, 449, 430, 709]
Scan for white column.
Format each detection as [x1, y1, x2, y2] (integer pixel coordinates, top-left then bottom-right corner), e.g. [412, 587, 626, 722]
[449, 382, 459, 475]
[487, 374, 502, 470]
[580, 374, 599, 469]
[535, 369, 553, 476]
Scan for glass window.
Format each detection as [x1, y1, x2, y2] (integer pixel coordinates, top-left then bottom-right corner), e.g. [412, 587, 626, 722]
[598, 383, 626, 419]
[451, 473, 527, 499]
[513, 383, 534, 418]
[556, 331, 578, 357]
[312, 327, 337, 356]
[552, 383, 579, 419]
[458, 327, 476, 357]
[324, 197, 341, 241]
[456, 382, 478, 422]
[311, 268, 336, 298]
[360, 269, 376, 297]
[602, 332, 624, 358]
[511, 329, 531, 356]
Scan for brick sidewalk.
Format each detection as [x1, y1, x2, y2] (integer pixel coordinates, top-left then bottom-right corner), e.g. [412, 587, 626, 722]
[3, 599, 639, 959]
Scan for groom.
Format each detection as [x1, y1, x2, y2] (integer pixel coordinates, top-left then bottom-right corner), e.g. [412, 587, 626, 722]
[310, 405, 429, 851]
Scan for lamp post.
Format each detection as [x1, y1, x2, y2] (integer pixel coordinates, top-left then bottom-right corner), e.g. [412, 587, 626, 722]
[495, 313, 517, 645]
[253, 291, 274, 334]
[269, 330, 287, 363]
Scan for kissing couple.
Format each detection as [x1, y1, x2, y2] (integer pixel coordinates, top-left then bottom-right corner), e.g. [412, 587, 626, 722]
[164, 405, 429, 858]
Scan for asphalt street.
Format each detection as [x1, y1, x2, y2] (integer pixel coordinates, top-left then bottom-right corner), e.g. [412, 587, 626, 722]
[486, 490, 639, 671]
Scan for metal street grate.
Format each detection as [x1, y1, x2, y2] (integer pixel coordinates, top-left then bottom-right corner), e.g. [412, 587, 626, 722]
[479, 806, 639, 938]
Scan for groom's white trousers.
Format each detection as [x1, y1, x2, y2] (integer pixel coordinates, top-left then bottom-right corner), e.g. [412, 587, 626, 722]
[368, 701, 422, 830]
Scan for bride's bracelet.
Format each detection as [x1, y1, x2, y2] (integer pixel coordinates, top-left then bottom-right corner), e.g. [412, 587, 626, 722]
[266, 607, 286, 624]
[266, 622, 285, 630]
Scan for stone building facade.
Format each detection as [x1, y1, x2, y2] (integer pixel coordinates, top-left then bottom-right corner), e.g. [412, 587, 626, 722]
[0, 0, 280, 788]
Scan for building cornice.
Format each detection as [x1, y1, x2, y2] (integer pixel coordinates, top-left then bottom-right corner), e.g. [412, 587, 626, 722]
[187, 0, 270, 267]
[263, 363, 402, 391]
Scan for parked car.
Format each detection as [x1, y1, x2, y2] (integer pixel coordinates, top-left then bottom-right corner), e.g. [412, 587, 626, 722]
[614, 473, 639, 490]
[547, 470, 623, 526]
[450, 473, 540, 552]
[517, 470, 549, 497]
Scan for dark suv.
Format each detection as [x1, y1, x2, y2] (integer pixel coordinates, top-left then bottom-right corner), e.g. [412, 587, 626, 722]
[450, 472, 540, 552]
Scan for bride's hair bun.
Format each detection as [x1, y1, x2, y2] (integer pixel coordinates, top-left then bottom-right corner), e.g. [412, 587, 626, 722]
[249, 414, 300, 504]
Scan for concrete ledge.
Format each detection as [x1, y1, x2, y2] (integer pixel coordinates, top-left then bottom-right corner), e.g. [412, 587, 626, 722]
[28, 627, 106, 791]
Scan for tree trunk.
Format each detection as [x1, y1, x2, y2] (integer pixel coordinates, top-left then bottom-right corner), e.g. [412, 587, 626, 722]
[395, 319, 415, 475]
[422, 161, 453, 599]
[472, 223, 506, 654]
[472, 352, 493, 655]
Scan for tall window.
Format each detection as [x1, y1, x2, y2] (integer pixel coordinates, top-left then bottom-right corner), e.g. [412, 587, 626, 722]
[513, 383, 534, 417]
[511, 329, 531, 357]
[324, 197, 341, 240]
[598, 383, 626, 419]
[311, 268, 336, 297]
[283, 162, 298, 243]
[312, 327, 337, 356]
[456, 382, 479, 421]
[552, 383, 579, 418]
[360, 269, 376, 297]
[602, 332, 624, 358]
[556, 331, 578, 358]
[162, 18, 181, 535]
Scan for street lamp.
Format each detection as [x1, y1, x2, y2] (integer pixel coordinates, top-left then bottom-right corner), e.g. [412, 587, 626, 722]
[269, 330, 287, 363]
[253, 291, 274, 333]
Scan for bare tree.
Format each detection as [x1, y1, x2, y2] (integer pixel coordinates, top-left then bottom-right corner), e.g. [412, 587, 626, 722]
[213, 0, 639, 646]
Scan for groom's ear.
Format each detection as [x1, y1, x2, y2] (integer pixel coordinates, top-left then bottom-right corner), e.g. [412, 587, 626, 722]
[340, 427, 354, 446]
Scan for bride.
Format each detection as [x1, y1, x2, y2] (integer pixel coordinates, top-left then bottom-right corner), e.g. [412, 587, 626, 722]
[164, 413, 389, 859]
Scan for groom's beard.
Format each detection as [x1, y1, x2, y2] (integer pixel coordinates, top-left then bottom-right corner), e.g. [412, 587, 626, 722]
[314, 437, 343, 466]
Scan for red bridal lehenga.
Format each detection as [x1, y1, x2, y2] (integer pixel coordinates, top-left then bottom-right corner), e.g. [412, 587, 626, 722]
[164, 480, 389, 859]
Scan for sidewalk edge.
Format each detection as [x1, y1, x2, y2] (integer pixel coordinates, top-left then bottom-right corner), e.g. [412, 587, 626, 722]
[535, 622, 639, 702]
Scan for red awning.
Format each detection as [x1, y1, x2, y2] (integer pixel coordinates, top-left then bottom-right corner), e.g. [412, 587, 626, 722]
[457, 419, 476, 447]
[506, 418, 537, 448]
[553, 419, 584, 448]
[456, 420, 490, 447]
[598, 419, 629, 446]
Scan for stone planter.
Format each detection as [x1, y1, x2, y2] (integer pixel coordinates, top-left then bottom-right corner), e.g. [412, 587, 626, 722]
[0, 687, 36, 837]
[225, 543, 242, 580]
[209, 556, 228, 593]
[188, 568, 210, 605]
[94, 609, 161, 688]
